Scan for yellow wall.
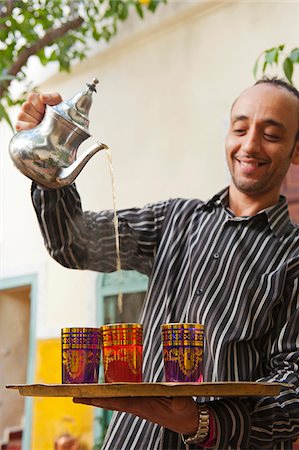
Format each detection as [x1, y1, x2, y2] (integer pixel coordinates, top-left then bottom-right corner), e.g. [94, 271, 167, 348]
[31, 339, 94, 450]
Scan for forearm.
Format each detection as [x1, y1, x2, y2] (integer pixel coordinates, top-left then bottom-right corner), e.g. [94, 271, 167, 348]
[246, 290, 299, 447]
[31, 182, 100, 269]
[31, 182, 133, 272]
[31, 182, 167, 274]
[73, 396, 198, 435]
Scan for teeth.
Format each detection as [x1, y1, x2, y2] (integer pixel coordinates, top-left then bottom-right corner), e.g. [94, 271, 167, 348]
[239, 161, 261, 167]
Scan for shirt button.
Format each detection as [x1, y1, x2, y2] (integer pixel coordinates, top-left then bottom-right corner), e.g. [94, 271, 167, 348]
[213, 253, 220, 259]
[196, 288, 204, 295]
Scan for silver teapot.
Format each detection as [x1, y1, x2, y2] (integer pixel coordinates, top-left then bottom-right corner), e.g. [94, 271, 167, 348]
[9, 78, 108, 189]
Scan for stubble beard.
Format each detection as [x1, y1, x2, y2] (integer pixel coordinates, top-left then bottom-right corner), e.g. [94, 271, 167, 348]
[231, 174, 270, 196]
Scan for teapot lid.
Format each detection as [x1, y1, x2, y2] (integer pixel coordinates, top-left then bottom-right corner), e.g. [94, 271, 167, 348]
[51, 78, 99, 135]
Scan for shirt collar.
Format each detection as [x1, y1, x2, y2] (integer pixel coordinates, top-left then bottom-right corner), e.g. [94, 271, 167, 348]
[264, 196, 294, 238]
[202, 188, 227, 212]
[204, 188, 294, 238]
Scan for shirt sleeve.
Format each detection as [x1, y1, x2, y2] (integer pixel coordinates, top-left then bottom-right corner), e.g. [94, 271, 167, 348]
[31, 182, 170, 276]
[206, 273, 299, 449]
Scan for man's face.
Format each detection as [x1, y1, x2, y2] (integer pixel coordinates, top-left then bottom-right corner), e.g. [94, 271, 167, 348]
[225, 83, 299, 199]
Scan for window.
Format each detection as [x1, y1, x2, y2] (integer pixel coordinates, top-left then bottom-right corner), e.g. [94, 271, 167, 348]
[94, 270, 148, 447]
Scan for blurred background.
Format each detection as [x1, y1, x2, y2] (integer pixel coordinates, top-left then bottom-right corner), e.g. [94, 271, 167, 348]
[0, 1, 298, 449]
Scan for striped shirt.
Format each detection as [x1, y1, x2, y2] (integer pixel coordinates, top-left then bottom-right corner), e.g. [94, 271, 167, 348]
[31, 183, 299, 450]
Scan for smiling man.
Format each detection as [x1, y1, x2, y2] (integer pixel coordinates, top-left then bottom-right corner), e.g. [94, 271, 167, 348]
[226, 80, 299, 216]
[16, 78, 299, 449]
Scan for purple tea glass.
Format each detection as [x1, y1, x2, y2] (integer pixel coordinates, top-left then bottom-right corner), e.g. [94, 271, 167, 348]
[61, 327, 102, 383]
[161, 323, 204, 382]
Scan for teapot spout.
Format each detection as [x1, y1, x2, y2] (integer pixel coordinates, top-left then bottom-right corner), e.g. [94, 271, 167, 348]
[56, 142, 109, 187]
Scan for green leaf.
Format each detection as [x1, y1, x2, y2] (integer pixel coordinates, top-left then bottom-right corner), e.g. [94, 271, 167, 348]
[148, 0, 159, 12]
[283, 57, 293, 83]
[48, 49, 58, 61]
[0, 102, 14, 131]
[118, 2, 128, 20]
[253, 57, 259, 79]
[92, 28, 101, 40]
[289, 48, 299, 63]
[135, 2, 144, 19]
[37, 48, 48, 65]
[278, 44, 285, 51]
[0, 75, 18, 81]
[0, 0, 163, 117]
[108, 0, 118, 15]
[265, 47, 279, 65]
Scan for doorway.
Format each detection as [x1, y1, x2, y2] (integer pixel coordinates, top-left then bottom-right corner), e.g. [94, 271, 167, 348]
[0, 274, 37, 450]
[0, 285, 30, 447]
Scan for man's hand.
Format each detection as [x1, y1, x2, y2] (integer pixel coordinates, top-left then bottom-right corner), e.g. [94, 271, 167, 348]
[73, 396, 198, 435]
[16, 92, 62, 131]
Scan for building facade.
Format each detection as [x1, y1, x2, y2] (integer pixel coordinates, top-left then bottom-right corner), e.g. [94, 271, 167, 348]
[1, 1, 298, 448]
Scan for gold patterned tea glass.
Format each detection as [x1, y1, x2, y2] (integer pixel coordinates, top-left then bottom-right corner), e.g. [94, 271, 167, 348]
[161, 323, 204, 382]
[101, 323, 143, 382]
[61, 327, 102, 383]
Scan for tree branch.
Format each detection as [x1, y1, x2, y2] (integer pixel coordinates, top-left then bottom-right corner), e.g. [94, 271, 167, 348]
[0, 0, 14, 18]
[0, 15, 84, 98]
[0, 0, 14, 29]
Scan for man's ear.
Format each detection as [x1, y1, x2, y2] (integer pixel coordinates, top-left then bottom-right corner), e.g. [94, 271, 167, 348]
[291, 140, 299, 165]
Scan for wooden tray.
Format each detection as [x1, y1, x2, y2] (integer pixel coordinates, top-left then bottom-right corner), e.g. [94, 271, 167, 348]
[6, 382, 287, 398]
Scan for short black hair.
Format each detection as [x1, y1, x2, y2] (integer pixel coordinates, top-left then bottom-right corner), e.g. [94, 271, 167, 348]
[255, 76, 299, 100]
[255, 76, 299, 141]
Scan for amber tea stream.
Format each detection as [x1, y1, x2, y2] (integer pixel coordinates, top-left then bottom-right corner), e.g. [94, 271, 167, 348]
[104, 146, 123, 313]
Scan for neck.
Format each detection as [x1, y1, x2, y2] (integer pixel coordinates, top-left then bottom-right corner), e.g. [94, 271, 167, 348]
[228, 184, 280, 217]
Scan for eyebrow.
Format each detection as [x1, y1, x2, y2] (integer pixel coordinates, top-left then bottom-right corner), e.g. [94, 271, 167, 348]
[231, 115, 287, 131]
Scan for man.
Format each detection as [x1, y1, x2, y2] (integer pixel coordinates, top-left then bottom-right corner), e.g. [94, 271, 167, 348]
[16, 78, 299, 449]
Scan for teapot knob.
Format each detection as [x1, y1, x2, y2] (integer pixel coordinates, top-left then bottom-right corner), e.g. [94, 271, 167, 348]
[53, 77, 100, 133]
[87, 78, 99, 93]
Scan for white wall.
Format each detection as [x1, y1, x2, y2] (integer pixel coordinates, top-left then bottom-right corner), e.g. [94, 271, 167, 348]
[1, 0, 298, 337]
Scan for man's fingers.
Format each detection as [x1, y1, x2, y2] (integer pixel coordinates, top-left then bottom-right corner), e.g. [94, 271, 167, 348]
[15, 119, 38, 132]
[73, 397, 122, 410]
[73, 397, 95, 406]
[72, 396, 172, 418]
[72, 396, 198, 435]
[17, 102, 42, 122]
[16, 106, 41, 130]
[40, 92, 63, 106]
[15, 92, 63, 131]
[16, 96, 45, 129]
[27, 92, 47, 114]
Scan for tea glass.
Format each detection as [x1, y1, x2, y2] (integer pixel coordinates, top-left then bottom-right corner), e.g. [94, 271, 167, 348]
[161, 323, 204, 382]
[101, 323, 143, 383]
[61, 327, 102, 384]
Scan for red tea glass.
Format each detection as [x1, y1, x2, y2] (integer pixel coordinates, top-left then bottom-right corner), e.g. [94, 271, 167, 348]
[101, 323, 143, 383]
[161, 323, 204, 382]
[61, 327, 102, 384]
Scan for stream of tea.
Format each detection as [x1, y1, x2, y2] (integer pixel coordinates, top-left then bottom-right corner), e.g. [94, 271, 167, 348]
[104, 147, 123, 314]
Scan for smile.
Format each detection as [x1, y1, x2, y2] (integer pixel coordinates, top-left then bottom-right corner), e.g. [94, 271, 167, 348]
[234, 158, 269, 175]
[239, 160, 265, 167]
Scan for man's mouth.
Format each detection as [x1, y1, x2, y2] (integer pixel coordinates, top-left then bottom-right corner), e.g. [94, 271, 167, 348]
[234, 158, 268, 174]
[238, 160, 266, 167]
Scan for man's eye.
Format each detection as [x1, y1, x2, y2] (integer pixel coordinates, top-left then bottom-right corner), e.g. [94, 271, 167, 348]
[264, 133, 280, 141]
[233, 129, 246, 135]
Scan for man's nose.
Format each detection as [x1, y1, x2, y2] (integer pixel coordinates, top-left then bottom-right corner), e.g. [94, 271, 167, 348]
[242, 130, 261, 154]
